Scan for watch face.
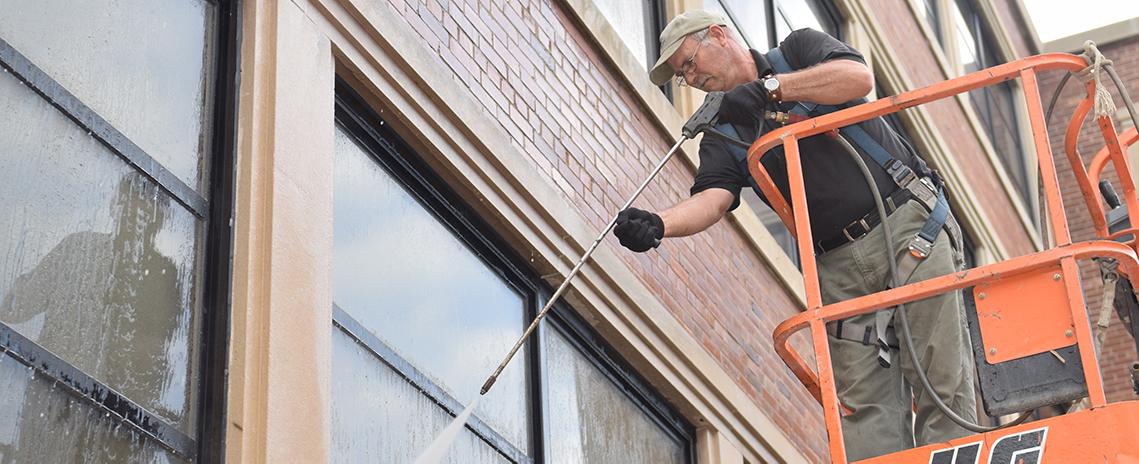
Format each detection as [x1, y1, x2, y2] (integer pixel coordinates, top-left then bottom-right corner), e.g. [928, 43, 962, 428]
[764, 78, 779, 92]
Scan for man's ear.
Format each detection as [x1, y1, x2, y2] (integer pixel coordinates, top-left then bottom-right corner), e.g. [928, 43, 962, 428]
[708, 24, 730, 46]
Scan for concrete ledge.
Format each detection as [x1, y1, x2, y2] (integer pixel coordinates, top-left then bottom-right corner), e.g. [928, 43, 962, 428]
[1045, 18, 1139, 53]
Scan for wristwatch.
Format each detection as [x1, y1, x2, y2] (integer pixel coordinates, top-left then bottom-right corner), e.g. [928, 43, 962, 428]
[762, 75, 783, 103]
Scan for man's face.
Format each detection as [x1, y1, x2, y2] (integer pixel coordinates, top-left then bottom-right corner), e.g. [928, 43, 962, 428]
[667, 27, 735, 92]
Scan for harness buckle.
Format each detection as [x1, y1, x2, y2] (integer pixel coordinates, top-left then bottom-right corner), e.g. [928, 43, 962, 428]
[887, 159, 916, 187]
[909, 235, 934, 258]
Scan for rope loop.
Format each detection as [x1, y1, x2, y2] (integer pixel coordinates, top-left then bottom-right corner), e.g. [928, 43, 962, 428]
[1079, 40, 1117, 117]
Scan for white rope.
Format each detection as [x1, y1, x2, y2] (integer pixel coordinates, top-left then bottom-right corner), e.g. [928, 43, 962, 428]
[1077, 40, 1117, 118]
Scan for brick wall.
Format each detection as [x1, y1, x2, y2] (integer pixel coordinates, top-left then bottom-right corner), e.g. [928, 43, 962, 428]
[1038, 35, 1139, 403]
[383, 0, 827, 460]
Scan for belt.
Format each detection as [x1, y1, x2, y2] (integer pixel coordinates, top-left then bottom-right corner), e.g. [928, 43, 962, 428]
[815, 187, 914, 255]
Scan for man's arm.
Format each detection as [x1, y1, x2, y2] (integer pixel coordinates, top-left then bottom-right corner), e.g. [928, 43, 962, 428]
[660, 188, 735, 237]
[776, 58, 873, 105]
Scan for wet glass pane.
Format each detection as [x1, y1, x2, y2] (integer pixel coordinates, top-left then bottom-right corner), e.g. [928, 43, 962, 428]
[712, 0, 770, 50]
[331, 329, 511, 464]
[0, 0, 217, 192]
[332, 127, 530, 452]
[593, 0, 649, 68]
[773, 0, 827, 43]
[0, 354, 186, 463]
[544, 327, 685, 464]
[0, 70, 202, 433]
[951, 2, 979, 73]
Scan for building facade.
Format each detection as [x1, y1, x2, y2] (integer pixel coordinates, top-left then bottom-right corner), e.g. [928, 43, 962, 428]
[5, 0, 1129, 463]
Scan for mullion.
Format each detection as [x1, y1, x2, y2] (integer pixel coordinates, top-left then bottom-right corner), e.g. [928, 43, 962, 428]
[197, 0, 242, 461]
[331, 304, 532, 464]
[0, 36, 209, 219]
[0, 320, 197, 461]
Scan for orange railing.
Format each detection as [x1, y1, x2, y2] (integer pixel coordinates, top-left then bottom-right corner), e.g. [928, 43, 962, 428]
[749, 53, 1139, 463]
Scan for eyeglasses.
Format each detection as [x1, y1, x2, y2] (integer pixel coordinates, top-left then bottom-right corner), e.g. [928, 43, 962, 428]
[673, 39, 705, 87]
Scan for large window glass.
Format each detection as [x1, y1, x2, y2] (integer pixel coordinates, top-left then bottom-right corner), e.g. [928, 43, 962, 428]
[704, 0, 839, 50]
[704, 0, 770, 51]
[544, 327, 687, 462]
[593, 0, 666, 70]
[332, 124, 532, 452]
[331, 88, 693, 463]
[949, 0, 1032, 219]
[0, 0, 229, 461]
[0, 0, 217, 191]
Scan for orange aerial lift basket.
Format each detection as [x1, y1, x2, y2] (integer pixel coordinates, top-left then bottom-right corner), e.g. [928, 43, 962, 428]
[749, 52, 1139, 463]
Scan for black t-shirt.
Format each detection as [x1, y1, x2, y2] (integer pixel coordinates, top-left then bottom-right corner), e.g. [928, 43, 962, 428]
[690, 28, 926, 242]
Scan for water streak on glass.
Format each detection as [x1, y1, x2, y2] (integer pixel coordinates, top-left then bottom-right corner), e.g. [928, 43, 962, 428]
[332, 127, 531, 453]
[544, 327, 685, 463]
[0, 354, 187, 463]
[331, 329, 510, 464]
[0, 70, 202, 433]
[0, 0, 217, 192]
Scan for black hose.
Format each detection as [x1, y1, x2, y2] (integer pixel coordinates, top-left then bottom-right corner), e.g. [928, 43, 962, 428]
[833, 135, 1031, 433]
[1045, 72, 1072, 125]
[1105, 63, 1139, 132]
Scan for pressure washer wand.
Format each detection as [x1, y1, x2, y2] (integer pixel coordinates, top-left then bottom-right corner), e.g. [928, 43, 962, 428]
[479, 135, 688, 395]
[479, 91, 728, 395]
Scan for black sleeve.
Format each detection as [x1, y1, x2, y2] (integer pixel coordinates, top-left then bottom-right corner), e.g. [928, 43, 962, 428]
[779, 28, 866, 70]
[690, 136, 746, 211]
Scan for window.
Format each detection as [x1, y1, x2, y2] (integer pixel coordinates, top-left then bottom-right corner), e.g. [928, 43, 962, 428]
[703, 0, 841, 51]
[331, 87, 694, 463]
[0, 0, 235, 461]
[914, 0, 942, 46]
[950, 0, 1032, 220]
[594, 0, 667, 71]
[920, 0, 1033, 223]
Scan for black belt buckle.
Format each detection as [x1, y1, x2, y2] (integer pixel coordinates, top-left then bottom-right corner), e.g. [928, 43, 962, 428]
[842, 217, 872, 242]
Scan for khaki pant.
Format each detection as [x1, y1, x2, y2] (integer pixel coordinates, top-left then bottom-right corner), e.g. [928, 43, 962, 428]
[817, 200, 978, 461]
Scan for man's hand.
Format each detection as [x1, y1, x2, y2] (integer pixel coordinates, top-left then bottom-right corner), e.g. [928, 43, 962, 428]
[718, 80, 770, 127]
[614, 208, 664, 252]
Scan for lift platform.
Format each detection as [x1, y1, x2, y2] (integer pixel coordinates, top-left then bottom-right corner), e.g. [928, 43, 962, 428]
[751, 52, 1139, 463]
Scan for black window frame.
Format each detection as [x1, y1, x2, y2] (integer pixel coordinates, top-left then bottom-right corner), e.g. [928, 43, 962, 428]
[332, 82, 695, 464]
[0, 0, 239, 462]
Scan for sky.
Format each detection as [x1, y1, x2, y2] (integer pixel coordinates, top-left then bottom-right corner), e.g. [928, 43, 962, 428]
[1022, 0, 1139, 43]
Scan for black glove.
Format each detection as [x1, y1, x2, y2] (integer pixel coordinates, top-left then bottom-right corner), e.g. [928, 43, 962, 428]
[718, 79, 770, 128]
[613, 208, 664, 253]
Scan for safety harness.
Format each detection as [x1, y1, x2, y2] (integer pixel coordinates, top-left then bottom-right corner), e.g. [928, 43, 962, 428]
[716, 48, 962, 367]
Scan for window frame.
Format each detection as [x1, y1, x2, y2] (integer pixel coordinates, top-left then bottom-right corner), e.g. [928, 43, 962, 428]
[0, 0, 239, 462]
[332, 82, 695, 463]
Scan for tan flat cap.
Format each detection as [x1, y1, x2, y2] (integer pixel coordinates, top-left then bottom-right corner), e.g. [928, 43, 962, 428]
[649, 10, 730, 86]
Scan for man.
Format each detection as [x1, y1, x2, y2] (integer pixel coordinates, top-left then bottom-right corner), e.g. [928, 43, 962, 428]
[613, 10, 978, 460]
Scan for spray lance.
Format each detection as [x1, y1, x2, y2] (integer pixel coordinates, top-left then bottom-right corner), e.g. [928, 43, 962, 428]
[479, 91, 731, 395]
